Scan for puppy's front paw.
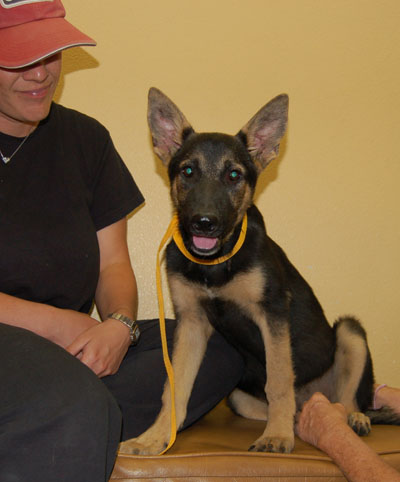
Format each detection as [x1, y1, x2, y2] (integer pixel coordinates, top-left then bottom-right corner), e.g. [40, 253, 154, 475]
[118, 414, 174, 455]
[249, 434, 294, 454]
[118, 437, 168, 455]
[348, 412, 371, 436]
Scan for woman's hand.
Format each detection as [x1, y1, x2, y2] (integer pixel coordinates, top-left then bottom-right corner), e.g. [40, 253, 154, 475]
[295, 392, 348, 449]
[65, 318, 131, 377]
[373, 384, 400, 415]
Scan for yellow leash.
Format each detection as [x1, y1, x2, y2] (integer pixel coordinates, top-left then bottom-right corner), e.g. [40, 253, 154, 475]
[156, 213, 248, 454]
[156, 216, 178, 455]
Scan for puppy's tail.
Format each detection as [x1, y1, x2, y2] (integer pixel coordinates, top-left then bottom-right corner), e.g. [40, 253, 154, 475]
[366, 407, 400, 426]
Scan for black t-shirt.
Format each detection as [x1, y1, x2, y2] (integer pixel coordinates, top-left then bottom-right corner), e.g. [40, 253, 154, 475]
[0, 103, 144, 313]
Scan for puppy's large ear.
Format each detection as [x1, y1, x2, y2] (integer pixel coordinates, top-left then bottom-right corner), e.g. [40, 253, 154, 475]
[238, 94, 288, 173]
[148, 88, 194, 165]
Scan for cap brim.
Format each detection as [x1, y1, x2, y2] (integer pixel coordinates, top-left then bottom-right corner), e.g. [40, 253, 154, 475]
[0, 17, 96, 69]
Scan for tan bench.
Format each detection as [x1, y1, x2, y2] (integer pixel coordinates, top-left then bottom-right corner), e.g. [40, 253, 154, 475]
[111, 399, 400, 481]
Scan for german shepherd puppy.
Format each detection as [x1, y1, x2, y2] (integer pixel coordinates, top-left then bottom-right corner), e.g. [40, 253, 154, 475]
[119, 88, 399, 455]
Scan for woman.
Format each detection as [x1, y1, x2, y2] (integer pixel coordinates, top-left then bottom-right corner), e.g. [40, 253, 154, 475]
[0, 2, 243, 481]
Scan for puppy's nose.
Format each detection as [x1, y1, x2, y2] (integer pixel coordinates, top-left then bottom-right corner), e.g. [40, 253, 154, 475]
[191, 214, 218, 235]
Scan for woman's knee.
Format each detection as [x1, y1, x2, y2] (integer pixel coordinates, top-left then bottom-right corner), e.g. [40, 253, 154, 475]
[0, 323, 122, 447]
[0, 324, 121, 480]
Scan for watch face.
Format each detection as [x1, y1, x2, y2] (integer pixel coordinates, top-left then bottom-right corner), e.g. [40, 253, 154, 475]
[108, 313, 140, 344]
[132, 325, 141, 344]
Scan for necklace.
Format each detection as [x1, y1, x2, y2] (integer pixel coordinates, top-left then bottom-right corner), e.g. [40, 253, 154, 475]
[0, 131, 32, 164]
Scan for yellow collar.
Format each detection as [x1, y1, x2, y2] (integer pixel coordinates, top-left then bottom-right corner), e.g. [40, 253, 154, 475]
[171, 213, 248, 265]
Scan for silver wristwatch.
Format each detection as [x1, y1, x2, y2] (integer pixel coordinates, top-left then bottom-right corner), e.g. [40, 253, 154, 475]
[107, 312, 140, 345]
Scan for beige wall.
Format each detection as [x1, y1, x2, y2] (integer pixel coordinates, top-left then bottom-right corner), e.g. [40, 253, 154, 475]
[58, 0, 400, 386]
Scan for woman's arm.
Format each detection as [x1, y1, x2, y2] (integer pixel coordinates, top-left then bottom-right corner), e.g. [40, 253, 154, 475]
[0, 292, 98, 346]
[66, 217, 139, 377]
[95, 216, 138, 322]
[296, 392, 400, 482]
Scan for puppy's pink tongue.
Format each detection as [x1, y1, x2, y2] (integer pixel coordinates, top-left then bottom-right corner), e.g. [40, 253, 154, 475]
[192, 236, 217, 250]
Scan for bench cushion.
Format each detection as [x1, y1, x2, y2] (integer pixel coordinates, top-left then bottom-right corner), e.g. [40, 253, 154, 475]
[112, 400, 400, 481]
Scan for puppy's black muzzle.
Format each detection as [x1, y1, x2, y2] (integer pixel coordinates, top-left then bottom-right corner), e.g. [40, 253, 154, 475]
[191, 214, 219, 237]
[184, 179, 232, 237]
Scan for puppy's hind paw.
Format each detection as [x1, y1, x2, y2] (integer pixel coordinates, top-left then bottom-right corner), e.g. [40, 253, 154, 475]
[249, 434, 294, 454]
[348, 411, 371, 436]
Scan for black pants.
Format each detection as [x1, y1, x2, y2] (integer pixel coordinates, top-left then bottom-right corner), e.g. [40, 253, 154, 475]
[0, 319, 244, 482]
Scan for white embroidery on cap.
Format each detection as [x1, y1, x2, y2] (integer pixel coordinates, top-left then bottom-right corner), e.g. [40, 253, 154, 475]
[0, 0, 53, 8]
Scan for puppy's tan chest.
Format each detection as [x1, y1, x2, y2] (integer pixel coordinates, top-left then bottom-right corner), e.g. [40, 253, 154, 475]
[214, 267, 266, 306]
[169, 267, 266, 313]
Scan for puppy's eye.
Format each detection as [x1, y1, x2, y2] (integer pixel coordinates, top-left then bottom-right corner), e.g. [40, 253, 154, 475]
[228, 169, 242, 182]
[182, 166, 193, 178]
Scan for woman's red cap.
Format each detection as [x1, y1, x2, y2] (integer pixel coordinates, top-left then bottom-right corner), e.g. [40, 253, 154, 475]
[0, 0, 96, 69]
